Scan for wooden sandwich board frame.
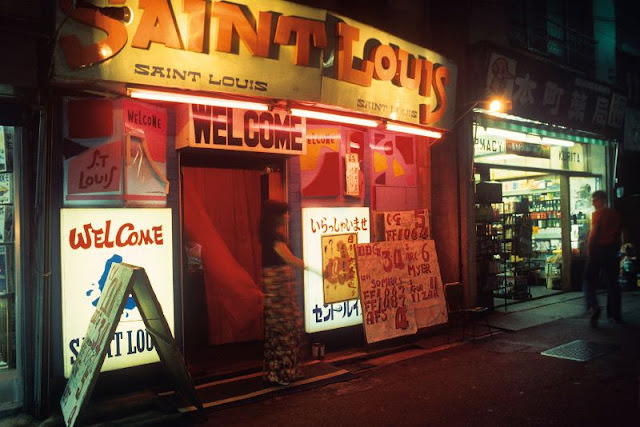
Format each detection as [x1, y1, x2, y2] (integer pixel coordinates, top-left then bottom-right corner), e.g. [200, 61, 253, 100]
[60, 262, 202, 426]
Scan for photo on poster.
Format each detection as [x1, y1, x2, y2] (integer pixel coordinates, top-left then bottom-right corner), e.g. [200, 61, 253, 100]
[3, 206, 12, 243]
[0, 174, 11, 204]
[2, 127, 12, 172]
[0, 245, 7, 293]
[0, 206, 5, 242]
[321, 233, 359, 304]
[0, 127, 6, 172]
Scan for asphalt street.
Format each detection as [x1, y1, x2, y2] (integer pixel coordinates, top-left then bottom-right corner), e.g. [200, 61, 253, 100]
[4, 291, 640, 426]
[188, 291, 640, 427]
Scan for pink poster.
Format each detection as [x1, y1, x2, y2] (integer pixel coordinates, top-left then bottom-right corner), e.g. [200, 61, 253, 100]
[63, 97, 169, 206]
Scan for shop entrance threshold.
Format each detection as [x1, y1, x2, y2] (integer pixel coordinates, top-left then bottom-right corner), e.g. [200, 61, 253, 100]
[159, 360, 356, 413]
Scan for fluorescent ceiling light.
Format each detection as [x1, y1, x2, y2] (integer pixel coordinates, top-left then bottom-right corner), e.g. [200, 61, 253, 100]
[481, 154, 520, 162]
[290, 108, 379, 127]
[385, 122, 442, 139]
[128, 88, 270, 111]
[475, 126, 528, 142]
[477, 126, 575, 147]
[541, 137, 574, 147]
[525, 135, 575, 147]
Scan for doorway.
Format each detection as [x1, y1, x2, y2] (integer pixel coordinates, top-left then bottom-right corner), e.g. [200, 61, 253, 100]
[180, 153, 284, 378]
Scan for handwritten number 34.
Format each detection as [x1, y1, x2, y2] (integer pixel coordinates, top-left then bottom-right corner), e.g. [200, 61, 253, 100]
[382, 249, 405, 272]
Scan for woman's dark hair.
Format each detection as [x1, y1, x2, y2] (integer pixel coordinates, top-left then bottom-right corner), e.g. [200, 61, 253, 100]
[592, 190, 607, 201]
[260, 199, 289, 241]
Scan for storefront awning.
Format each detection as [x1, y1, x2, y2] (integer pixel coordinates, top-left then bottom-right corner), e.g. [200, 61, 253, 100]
[474, 111, 613, 147]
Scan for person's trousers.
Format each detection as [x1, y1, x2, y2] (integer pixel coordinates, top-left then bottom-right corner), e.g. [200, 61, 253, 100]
[583, 243, 621, 319]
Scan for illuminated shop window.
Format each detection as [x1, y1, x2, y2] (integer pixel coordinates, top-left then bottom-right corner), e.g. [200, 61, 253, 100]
[0, 126, 16, 372]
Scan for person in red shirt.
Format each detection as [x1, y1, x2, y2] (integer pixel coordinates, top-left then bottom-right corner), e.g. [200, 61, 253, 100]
[584, 190, 622, 327]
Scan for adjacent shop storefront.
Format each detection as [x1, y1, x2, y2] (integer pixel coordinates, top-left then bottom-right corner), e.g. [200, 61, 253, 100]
[468, 43, 625, 308]
[47, 0, 459, 412]
[0, 121, 24, 412]
[0, 27, 41, 413]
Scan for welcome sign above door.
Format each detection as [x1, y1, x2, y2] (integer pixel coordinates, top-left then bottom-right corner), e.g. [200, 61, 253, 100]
[176, 104, 307, 155]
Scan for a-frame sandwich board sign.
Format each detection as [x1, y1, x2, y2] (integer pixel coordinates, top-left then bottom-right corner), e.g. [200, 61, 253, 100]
[60, 263, 202, 426]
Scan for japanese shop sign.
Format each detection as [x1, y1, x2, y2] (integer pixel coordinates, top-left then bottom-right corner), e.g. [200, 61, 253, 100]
[356, 240, 447, 343]
[176, 104, 306, 154]
[483, 47, 626, 135]
[302, 207, 369, 333]
[60, 208, 174, 378]
[373, 209, 430, 242]
[53, 0, 457, 130]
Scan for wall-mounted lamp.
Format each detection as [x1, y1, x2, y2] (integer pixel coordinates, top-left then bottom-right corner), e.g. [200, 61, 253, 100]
[289, 108, 379, 128]
[487, 98, 512, 113]
[453, 97, 512, 128]
[385, 122, 442, 139]
[128, 88, 270, 111]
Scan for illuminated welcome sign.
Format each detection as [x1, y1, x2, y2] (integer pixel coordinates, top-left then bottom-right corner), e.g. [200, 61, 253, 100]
[60, 208, 174, 378]
[176, 104, 306, 154]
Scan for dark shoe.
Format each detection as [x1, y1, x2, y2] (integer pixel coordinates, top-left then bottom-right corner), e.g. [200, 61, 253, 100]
[264, 379, 290, 387]
[590, 307, 601, 328]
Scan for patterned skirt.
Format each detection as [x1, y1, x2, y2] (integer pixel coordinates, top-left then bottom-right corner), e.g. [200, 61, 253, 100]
[262, 265, 303, 384]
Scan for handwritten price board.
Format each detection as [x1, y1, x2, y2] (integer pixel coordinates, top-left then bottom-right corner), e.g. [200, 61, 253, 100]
[356, 240, 447, 343]
[373, 209, 430, 242]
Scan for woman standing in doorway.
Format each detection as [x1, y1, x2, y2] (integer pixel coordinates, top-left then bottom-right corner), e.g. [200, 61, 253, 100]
[260, 200, 306, 385]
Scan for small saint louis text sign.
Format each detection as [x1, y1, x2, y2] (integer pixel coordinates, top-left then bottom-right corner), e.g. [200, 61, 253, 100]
[60, 263, 201, 426]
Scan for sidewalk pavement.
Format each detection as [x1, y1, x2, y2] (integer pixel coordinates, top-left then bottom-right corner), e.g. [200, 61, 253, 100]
[3, 289, 639, 426]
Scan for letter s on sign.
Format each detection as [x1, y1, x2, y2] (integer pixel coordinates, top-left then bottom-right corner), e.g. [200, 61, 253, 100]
[58, 0, 128, 69]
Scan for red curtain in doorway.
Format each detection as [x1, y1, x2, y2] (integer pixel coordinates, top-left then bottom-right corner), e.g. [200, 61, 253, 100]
[183, 167, 264, 345]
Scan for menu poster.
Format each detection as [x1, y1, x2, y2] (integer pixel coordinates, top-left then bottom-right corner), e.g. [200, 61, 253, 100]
[0, 174, 11, 204]
[321, 233, 359, 304]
